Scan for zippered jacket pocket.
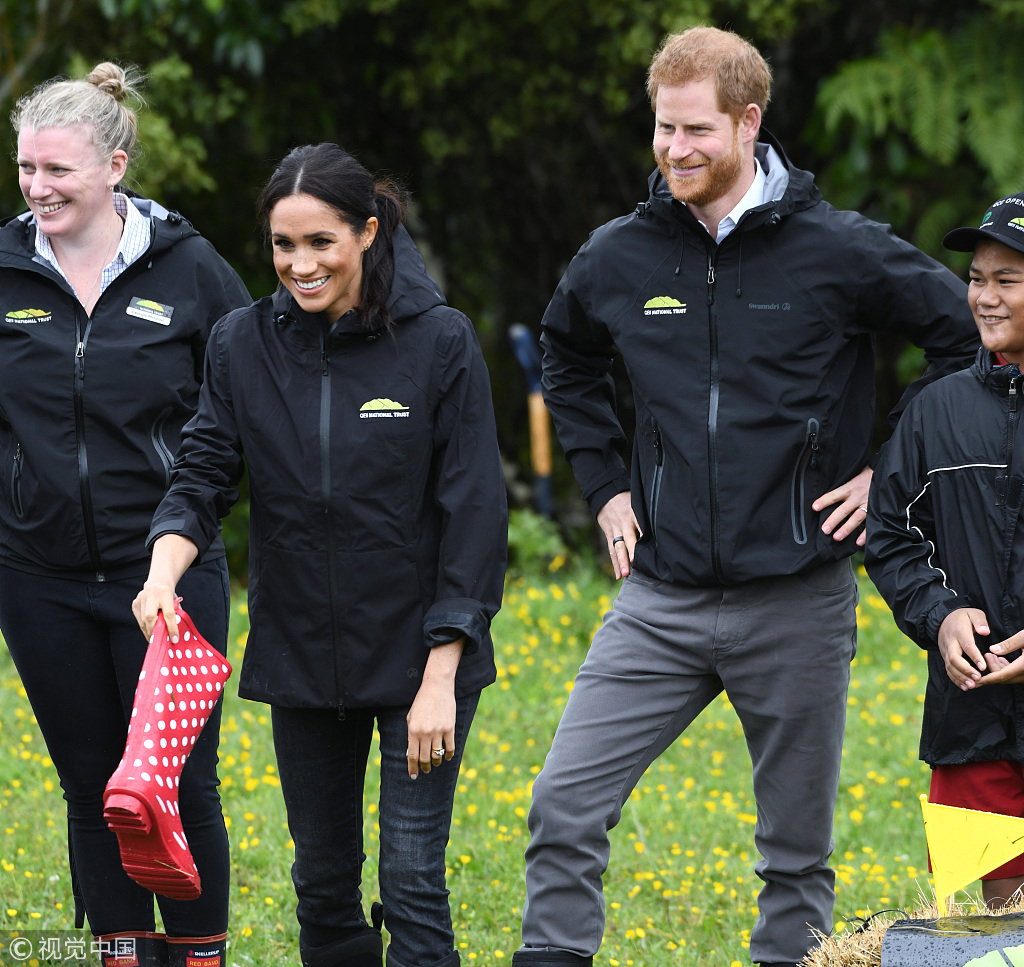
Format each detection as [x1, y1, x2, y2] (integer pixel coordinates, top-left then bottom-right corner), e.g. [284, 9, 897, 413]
[10, 442, 23, 519]
[151, 407, 176, 490]
[648, 421, 664, 544]
[791, 418, 819, 545]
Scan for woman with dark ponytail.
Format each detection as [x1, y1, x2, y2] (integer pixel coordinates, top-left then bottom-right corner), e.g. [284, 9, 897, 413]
[256, 143, 406, 335]
[135, 143, 507, 967]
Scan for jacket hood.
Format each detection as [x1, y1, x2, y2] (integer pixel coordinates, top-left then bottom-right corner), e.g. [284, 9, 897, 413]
[0, 191, 199, 270]
[271, 223, 447, 332]
[388, 223, 447, 323]
[645, 127, 821, 223]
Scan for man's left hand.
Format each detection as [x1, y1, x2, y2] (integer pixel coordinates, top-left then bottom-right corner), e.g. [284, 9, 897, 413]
[813, 466, 873, 547]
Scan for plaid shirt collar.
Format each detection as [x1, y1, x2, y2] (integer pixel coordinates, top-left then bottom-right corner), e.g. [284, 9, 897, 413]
[33, 190, 153, 298]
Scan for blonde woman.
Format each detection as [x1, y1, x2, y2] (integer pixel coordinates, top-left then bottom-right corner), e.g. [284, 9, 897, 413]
[0, 63, 250, 966]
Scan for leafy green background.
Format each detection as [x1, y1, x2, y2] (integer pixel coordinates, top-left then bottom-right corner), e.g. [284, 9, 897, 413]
[2, 0, 1012, 569]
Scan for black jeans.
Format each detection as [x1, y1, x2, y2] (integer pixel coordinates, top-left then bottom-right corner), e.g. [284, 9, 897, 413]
[0, 558, 231, 937]
[272, 693, 479, 967]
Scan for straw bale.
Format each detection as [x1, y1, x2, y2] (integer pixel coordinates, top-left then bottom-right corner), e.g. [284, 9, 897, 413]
[799, 893, 1024, 967]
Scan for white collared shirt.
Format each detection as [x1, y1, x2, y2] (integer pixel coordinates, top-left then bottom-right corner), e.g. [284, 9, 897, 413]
[712, 160, 767, 243]
[34, 191, 152, 302]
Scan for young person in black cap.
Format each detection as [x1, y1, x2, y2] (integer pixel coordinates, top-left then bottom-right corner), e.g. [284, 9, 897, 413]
[866, 192, 1024, 908]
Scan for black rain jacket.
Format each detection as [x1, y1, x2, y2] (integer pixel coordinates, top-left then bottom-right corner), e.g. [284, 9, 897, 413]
[866, 348, 1024, 765]
[149, 227, 507, 710]
[0, 196, 251, 579]
[541, 132, 979, 586]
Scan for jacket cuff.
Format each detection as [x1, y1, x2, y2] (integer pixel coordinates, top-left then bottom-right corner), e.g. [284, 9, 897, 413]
[424, 599, 491, 655]
[922, 596, 970, 648]
[146, 517, 214, 557]
[586, 479, 632, 518]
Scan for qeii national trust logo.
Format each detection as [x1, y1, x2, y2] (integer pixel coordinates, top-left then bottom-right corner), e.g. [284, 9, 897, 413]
[359, 398, 410, 419]
[4, 307, 51, 324]
[643, 296, 687, 316]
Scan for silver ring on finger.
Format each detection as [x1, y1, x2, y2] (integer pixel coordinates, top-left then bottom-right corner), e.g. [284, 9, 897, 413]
[612, 536, 625, 545]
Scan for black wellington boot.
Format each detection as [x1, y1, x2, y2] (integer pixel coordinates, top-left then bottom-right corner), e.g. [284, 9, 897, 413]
[167, 933, 228, 967]
[97, 933, 168, 967]
[510, 951, 593, 967]
[300, 929, 383, 967]
[385, 948, 461, 967]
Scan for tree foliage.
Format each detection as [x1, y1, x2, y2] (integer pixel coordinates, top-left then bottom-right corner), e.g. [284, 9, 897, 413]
[813, 3, 1024, 256]
[0, 0, 75, 108]
[0, 0, 1005, 564]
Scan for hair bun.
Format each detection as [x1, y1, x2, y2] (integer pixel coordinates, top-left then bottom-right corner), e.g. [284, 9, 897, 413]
[86, 62, 130, 102]
[13, 62, 144, 162]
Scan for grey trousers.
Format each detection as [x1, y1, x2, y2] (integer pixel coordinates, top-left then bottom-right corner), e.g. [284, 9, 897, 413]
[519, 559, 857, 965]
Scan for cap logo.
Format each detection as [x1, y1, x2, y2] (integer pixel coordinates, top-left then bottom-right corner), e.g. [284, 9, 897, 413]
[944, 194, 1024, 256]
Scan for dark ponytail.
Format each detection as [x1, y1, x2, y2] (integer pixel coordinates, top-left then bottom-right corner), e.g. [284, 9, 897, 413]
[257, 143, 407, 333]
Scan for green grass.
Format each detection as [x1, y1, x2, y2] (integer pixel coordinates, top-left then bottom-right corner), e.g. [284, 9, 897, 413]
[0, 564, 944, 965]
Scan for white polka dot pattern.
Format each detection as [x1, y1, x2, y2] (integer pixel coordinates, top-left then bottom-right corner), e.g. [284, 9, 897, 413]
[103, 603, 233, 901]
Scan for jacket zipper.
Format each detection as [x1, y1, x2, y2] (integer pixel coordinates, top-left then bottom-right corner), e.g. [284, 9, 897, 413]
[10, 443, 23, 519]
[73, 307, 103, 577]
[706, 249, 724, 582]
[1000, 371, 1020, 508]
[1008, 371, 1019, 480]
[998, 370, 1021, 596]
[791, 418, 820, 545]
[649, 421, 664, 543]
[19, 228, 161, 578]
[1001, 369, 1023, 624]
[1003, 370, 1019, 510]
[319, 326, 344, 716]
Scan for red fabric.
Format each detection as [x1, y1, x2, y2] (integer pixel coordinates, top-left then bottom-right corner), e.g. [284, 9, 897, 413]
[929, 760, 1024, 879]
[103, 604, 232, 899]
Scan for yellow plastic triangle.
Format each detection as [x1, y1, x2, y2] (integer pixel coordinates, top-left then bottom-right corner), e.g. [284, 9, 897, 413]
[1003, 945, 1024, 967]
[965, 953, 1012, 967]
[921, 795, 1024, 915]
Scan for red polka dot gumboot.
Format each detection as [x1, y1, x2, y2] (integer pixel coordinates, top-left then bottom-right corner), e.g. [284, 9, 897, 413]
[103, 603, 232, 900]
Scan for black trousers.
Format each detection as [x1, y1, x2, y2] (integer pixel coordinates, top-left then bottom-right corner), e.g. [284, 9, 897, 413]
[0, 558, 231, 936]
[272, 693, 479, 967]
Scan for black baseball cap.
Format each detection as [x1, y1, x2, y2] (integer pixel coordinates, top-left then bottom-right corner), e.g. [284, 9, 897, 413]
[943, 193, 1024, 256]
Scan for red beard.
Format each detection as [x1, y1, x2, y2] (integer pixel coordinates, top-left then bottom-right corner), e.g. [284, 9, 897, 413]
[655, 133, 745, 209]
